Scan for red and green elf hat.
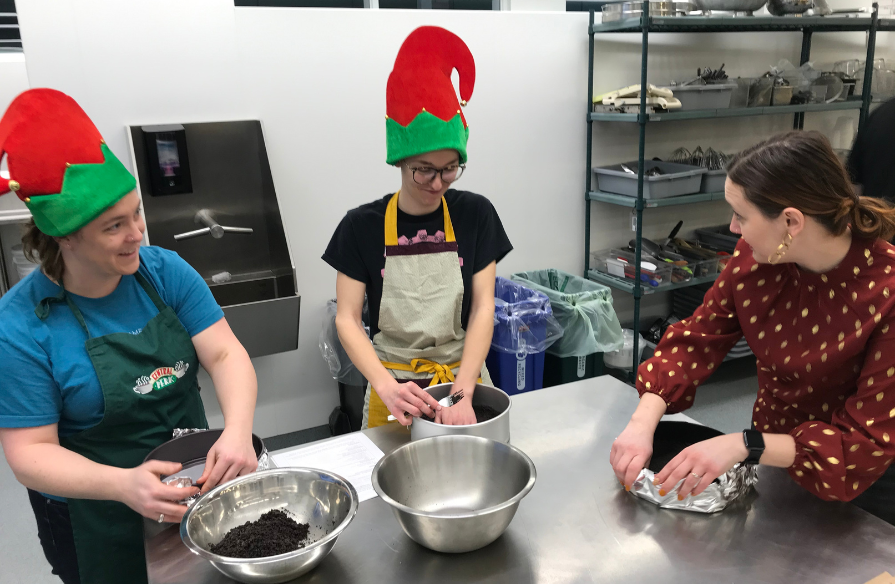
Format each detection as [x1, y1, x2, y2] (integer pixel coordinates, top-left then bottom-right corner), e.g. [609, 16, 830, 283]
[0, 88, 136, 237]
[385, 26, 476, 165]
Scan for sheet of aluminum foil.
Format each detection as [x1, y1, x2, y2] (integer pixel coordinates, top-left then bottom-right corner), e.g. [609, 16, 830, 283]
[172, 428, 206, 439]
[629, 463, 758, 513]
[162, 475, 204, 507]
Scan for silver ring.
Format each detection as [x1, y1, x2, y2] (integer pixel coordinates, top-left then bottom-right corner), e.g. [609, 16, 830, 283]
[690, 473, 702, 480]
[158, 514, 165, 524]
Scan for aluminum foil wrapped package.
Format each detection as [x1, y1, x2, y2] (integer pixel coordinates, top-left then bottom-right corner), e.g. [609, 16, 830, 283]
[630, 464, 758, 513]
[627, 421, 758, 513]
[162, 475, 203, 507]
[172, 428, 206, 439]
[258, 449, 275, 471]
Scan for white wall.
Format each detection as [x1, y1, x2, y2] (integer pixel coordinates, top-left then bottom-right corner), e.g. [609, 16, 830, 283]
[0, 52, 29, 214]
[14, 0, 589, 436]
[502, 0, 566, 10]
[10, 0, 894, 436]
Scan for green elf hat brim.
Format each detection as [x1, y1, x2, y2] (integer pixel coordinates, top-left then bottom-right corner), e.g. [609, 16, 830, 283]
[26, 143, 137, 237]
[386, 111, 469, 165]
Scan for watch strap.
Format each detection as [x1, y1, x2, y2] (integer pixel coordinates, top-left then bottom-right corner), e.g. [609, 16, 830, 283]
[742, 429, 765, 465]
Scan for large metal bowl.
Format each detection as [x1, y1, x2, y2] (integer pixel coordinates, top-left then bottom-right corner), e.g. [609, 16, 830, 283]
[692, 0, 767, 13]
[410, 382, 511, 443]
[180, 468, 358, 583]
[372, 435, 536, 553]
[602, 1, 695, 21]
[767, 0, 813, 14]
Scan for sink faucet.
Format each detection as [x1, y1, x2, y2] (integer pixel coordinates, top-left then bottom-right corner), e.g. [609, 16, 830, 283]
[174, 209, 254, 241]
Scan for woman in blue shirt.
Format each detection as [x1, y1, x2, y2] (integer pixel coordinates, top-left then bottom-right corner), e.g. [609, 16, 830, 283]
[0, 89, 259, 584]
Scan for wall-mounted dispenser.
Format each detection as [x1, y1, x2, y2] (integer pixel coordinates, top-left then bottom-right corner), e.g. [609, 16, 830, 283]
[128, 121, 299, 358]
[141, 124, 193, 196]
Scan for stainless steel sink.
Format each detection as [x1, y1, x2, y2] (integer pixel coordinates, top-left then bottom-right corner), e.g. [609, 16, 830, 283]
[128, 120, 299, 358]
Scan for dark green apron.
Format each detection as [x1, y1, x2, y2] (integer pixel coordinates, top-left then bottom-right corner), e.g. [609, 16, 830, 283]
[40, 272, 207, 584]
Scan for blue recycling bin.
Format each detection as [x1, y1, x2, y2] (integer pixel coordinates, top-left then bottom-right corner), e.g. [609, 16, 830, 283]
[486, 277, 562, 395]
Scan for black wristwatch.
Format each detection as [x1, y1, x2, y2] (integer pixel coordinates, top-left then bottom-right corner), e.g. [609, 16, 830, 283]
[742, 430, 765, 465]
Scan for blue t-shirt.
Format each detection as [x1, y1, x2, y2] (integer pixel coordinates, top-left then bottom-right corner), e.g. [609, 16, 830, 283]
[0, 246, 224, 437]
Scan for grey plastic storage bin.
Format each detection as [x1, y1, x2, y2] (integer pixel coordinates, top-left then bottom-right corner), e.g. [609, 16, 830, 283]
[671, 83, 736, 110]
[695, 225, 741, 253]
[593, 160, 707, 199]
[700, 169, 727, 193]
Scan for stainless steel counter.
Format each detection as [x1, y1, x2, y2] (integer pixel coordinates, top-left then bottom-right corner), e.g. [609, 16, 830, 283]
[146, 376, 895, 583]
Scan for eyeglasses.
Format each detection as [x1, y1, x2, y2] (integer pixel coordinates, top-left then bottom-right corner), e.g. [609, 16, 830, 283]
[406, 163, 466, 185]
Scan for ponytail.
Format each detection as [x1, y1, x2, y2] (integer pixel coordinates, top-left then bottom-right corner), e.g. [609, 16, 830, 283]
[850, 195, 895, 241]
[21, 220, 65, 282]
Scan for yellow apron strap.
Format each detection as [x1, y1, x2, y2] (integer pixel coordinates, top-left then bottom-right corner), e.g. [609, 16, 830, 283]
[442, 197, 456, 243]
[380, 358, 462, 386]
[384, 191, 455, 247]
[384, 191, 401, 247]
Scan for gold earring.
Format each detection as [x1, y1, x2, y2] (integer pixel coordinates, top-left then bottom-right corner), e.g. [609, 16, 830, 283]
[768, 232, 793, 265]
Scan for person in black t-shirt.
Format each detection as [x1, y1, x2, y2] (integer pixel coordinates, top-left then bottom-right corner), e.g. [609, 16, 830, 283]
[322, 26, 512, 429]
[848, 97, 895, 203]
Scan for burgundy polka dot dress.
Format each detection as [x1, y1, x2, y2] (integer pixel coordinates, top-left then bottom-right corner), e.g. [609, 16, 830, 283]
[637, 236, 895, 502]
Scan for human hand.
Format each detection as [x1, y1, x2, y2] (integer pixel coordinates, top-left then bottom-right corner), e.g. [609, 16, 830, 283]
[118, 460, 200, 523]
[652, 433, 748, 500]
[379, 379, 442, 426]
[198, 428, 259, 493]
[610, 419, 655, 489]
[434, 395, 477, 426]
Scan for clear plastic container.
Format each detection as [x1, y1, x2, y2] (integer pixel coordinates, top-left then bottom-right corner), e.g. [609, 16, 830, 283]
[748, 78, 774, 107]
[591, 248, 674, 289]
[728, 78, 753, 108]
[670, 255, 720, 279]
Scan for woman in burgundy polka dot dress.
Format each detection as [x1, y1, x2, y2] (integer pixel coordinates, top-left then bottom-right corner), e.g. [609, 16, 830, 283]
[610, 131, 895, 525]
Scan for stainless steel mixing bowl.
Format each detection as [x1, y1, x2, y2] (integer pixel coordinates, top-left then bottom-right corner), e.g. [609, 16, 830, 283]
[372, 435, 537, 553]
[181, 468, 358, 583]
[410, 382, 512, 443]
[693, 0, 767, 12]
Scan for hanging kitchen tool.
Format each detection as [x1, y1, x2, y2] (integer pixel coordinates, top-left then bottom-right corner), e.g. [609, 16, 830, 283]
[703, 147, 727, 170]
[689, 146, 705, 168]
[670, 147, 692, 164]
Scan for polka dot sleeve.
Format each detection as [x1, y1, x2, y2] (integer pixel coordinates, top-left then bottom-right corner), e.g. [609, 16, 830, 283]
[788, 310, 895, 502]
[636, 254, 744, 413]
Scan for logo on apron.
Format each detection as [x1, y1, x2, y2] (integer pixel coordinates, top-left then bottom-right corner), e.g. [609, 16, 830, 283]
[133, 361, 190, 394]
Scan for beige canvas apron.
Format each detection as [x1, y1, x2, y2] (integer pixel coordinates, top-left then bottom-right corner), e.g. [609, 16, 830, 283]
[363, 191, 490, 428]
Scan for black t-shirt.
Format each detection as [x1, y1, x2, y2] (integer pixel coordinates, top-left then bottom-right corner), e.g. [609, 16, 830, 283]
[848, 97, 895, 203]
[323, 190, 513, 338]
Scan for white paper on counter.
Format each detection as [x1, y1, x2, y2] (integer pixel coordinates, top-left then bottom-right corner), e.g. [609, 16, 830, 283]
[271, 433, 385, 502]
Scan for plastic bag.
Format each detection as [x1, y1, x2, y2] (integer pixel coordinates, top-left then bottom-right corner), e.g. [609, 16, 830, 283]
[511, 269, 625, 358]
[604, 329, 647, 370]
[772, 59, 821, 92]
[319, 299, 369, 386]
[491, 277, 564, 355]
